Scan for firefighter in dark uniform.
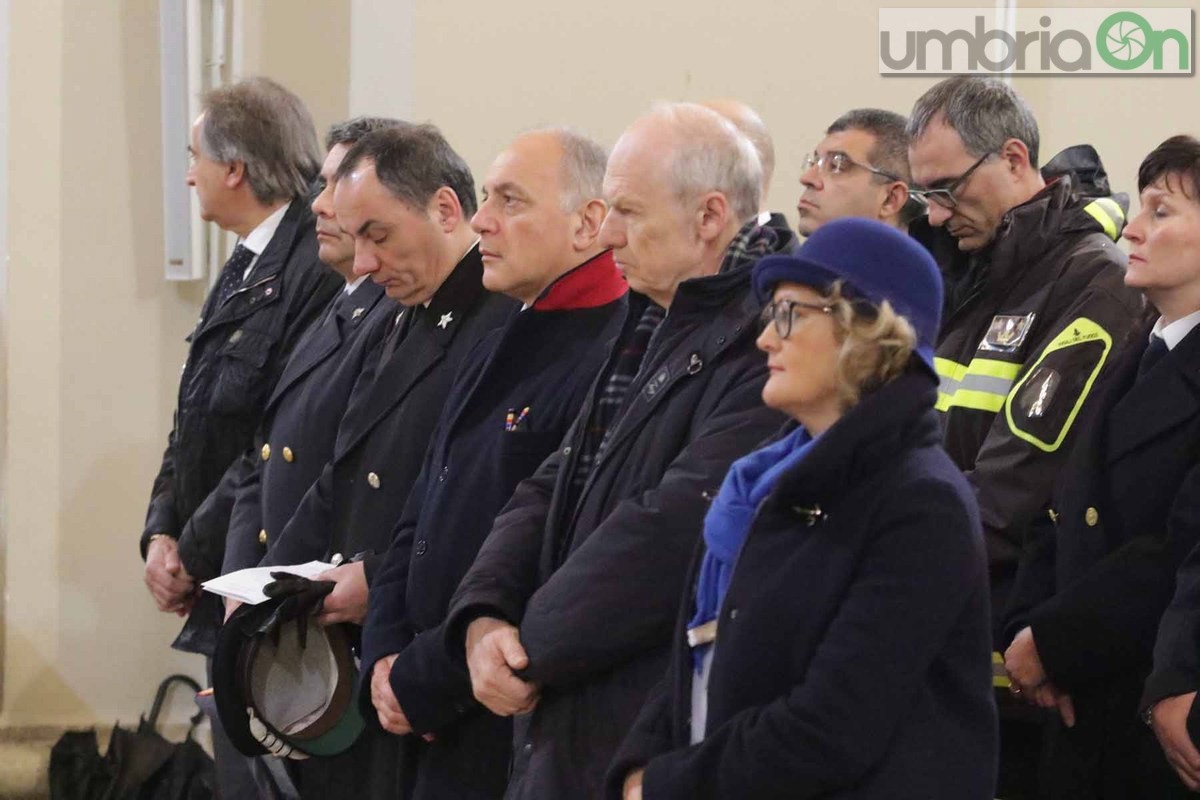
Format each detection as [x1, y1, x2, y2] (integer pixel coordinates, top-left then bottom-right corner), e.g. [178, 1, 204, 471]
[907, 76, 1142, 798]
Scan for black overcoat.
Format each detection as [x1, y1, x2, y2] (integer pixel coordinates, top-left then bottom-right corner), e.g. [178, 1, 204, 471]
[260, 245, 519, 580]
[1005, 320, 1200, 796]
[444, 260, 787, 800]
[218, 278, 396, 573]
[607, 371, 997, 800]
[360, 252, 628, 800]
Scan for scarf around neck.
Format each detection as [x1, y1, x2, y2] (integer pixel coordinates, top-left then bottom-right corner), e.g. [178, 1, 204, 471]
[688, 426, 817, 669]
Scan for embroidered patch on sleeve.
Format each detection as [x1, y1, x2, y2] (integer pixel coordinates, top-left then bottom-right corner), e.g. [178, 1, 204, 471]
[1005, 318, 1113, 452]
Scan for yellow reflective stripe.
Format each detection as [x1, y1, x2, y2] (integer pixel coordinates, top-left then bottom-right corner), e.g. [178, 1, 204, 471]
[1005, 317, 1113, 453]
[937, 388, 1007, 413]
[935, 357, 968, 382]
[1083, 197, 1124, 242]
[936, 357, 1022, 413]
[993, 651, 1011, 689]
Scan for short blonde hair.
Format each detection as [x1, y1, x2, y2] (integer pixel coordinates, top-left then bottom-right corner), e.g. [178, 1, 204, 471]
[825, 281, 918, 408]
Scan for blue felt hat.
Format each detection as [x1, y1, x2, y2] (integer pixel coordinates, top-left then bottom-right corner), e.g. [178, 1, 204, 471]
[752, 218, 942, 377]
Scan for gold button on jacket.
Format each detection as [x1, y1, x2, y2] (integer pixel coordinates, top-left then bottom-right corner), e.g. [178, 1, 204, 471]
[1085, 507, 1100, 527]
[367, 472, 381, 489]
[261, 444, 271, 461]
[282, 446, 294, 463]
[258, 529, 268, 545]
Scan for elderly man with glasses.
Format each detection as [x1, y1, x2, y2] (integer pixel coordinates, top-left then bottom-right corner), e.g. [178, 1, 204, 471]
[796, 108, 922, 236]
[907, 75, 1142, 799]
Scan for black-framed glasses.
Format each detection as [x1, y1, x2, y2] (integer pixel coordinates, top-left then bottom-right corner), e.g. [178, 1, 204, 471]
[759, 299, 834, 339]
[802, 151, 902, 183]
[910, 151, 994, 209]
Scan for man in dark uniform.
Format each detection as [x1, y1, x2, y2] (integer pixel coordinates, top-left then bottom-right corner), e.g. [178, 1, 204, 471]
[210, 117, 405, 584]
[255, 124, 518, 798]
[907, 76, 1142, 798]
[443, 103, 793, 799]
[359, 127, 628, 799]
[138, 76, 341, 799]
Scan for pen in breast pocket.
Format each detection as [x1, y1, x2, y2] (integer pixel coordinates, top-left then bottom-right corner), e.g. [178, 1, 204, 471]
[505, 406, 531, 432]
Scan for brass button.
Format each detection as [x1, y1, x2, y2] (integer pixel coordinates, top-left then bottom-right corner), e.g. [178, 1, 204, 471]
[282, 446, 294, 463]
[258, 529, 268, 545]
[367, 472, 381, 489]
[261, 443, 271, 461]
[1085, 507, 1099, 527]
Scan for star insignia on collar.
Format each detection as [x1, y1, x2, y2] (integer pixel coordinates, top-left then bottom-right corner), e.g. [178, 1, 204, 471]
[438, 312, 454, 329]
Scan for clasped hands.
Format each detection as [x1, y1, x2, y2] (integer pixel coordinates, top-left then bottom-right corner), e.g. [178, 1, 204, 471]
[368, 616, 538, 740]
[1003, 626, 1076, 728]
[465, 617, 540, 717]
[144, 535, 196, 617]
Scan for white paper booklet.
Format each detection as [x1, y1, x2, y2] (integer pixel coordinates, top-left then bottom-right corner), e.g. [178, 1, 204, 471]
[201, 561, 335, 605]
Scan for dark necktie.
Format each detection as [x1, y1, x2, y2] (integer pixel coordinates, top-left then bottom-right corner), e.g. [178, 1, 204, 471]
[1138, 334, 1168, 378]
[214, 244, 255, 308]
[379, 306, 418, 365]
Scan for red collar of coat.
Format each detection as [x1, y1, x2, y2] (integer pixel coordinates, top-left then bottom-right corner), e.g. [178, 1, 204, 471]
[531, 250, 626, 312]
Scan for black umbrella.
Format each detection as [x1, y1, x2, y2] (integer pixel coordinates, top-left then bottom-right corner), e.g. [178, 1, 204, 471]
[49, 674, 215, 800]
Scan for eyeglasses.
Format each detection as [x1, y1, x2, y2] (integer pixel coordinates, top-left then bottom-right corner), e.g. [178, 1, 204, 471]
[759, 299, 834, 339]
[803, 151, 902, 183]
[910, 151, 994, 209]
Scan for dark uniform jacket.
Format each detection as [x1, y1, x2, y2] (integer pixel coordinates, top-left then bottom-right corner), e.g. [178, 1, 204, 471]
[260, 244, 519, 582]
[607, 371, 997, 800]
[929, 166, 1142, 640]
[141, 200, 341, 569]
[1005, 320, 1200, 797]
[220, 278, 395, 574]
[444, 224, 793, 800]
[359, 251, 628, 800]
[172, 280, 394, 657]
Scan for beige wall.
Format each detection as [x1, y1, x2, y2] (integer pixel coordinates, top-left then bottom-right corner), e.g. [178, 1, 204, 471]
[1, 0, 348, 729]
[1, 0, 1196, 732]
[346, 0, 1200, 224]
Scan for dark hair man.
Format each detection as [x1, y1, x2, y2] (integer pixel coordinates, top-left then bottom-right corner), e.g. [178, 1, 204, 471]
[252, 124, 518, 798]
[796, 107, 919, 235]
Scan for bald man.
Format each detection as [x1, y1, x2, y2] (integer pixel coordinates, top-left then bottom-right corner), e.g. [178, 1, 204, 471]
[445, 103, 794, 799]
[700, 98, 777, 220]
[359, 128, 628, 800]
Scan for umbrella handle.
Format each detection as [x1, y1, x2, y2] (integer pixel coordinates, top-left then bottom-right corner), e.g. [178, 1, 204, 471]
[147, 673, 205, 733]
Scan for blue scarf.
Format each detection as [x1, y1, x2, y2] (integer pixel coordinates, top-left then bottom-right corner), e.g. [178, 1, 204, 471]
[688, 426, 816, 670]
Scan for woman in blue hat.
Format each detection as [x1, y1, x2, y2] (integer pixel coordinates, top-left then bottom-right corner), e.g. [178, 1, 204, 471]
[607, 217, 998, 799]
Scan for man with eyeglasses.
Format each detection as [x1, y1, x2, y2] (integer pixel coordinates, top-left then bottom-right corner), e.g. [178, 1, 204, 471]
[907, 75, 1141, 799]
[796, 108, 922, 236]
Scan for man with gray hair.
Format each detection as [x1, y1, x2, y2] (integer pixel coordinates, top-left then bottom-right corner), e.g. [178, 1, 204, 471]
[444, 103, 794, 798]
[138, 75, 341, 799]
[359, 126, 628, 799]
[907, 76, 1141, 798]
[796, 107, 920, 236]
